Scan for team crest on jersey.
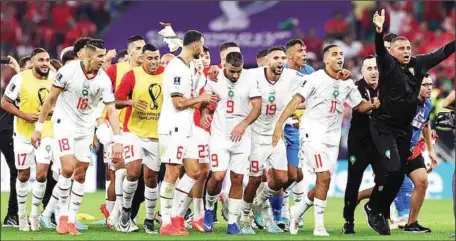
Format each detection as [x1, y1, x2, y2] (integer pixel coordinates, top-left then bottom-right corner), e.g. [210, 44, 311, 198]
[385, 150, 390, 159]
[268, 90, 276, 103]
[228, 88, 234, 98]
[82, 88, 89, 97]
[349, 155, 356, 165]
[332, 85, 340, 98]
[174, 76, 181, 85]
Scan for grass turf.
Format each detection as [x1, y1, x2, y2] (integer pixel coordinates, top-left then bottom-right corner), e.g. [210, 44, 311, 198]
[1, 191, 454, 240]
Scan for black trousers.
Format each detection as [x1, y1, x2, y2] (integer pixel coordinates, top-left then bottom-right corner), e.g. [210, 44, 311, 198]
[343, 136, 381, 223]
[368, 121, 411, 217]
[0, 132, 17, 216]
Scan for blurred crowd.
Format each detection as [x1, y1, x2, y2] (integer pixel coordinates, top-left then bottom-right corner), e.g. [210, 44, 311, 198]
[1, 1, 128, 90]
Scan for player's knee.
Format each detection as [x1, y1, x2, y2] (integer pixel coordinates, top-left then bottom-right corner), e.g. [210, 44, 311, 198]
[35, 172, 47, 183]
[144, 174, 158, 187]
[249, 175, 262, 187]
[17, 170, 30, 182]
[126, 169, 140, 181]
[296, 169, 304, 182]
[276, 174, 288, 187]
[211, 172, 225, 183]
[317, 172, 331, 187]
[415, 177, 428, 190]
[61, 165, 74, 178]
[199, 167, 210, 180]
[288, 171, 298, 183]
[230, 173, 243, 186]
[73, 171, 86, 183]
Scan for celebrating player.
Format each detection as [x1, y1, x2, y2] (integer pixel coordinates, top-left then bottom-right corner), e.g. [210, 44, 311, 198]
[273, 44, 379, 236]
[1, 48, 55, 232]
[31, 39, 123, 236]
[203, 52, 262, 234]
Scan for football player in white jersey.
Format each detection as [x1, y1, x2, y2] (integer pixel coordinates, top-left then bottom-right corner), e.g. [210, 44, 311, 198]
[272, 44, 379, 236]
[32, 39, 123, 236]
[240, 46, 306, 234]
[202, 52, 262, 234]
[157, 30, 217, 236]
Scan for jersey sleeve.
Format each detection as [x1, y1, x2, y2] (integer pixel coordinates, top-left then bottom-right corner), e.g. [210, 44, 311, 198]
[346, 80, 363, 108]
[170, 72, 188, 97]
[296, 76, 315, 101]
[52, 67, 70, 89]
[101, 75, 115, 104]
[290, 71, 306, 95]
[4, 74, 22, 102]
[115, 70, 135, 101]
[105, 64, 117, 90]
[248, 72, 261, 98]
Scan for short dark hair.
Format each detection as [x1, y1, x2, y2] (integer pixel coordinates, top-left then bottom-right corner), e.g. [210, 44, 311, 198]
[117, 49, 128, 59]
[391, 36, 409, 47]
[219, 42, 239, 53]
[183, 30, 204, 46]
[424, 73, 430, 78]
[61, 50, 76, 65]
[51, 59, 63, 71]
[86, 39, 106, 50]
[203, 46, 210, 54]
[256, 49, 268, 59]
[267, 46, 286, 54]
[361, 55, 376, 66]
[383, 33, 398, 43]
[142, 43, 158, 53]
[73, 37, 92, 55]
[30, 48, 47, 57]
[18, 56, 31, 69]
[226, 52, 243, 67]
[321, 44, 339, 59]
[127, 35, 144, 45]
[285, 39, 305, 51]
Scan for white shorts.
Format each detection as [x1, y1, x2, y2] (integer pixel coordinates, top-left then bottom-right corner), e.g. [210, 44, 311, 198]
[53, 130, 93, 164]
[13, 137, 54, 170]
[120, 132, 160, 172]
[95, 123, 114, 164]
[103, 142, 116, 170]
[299, 140, 339, 173]
[249, 136, 287, 177]
[187, 126, 210, 164]
[208, 134, 251, 175]
[159, 130, 198, 165]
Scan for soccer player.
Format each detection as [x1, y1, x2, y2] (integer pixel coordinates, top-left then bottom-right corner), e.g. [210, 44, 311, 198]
[104, 35, 146, 223]
[114, 43, 164, 233]
[240, 46, 305, 234]
[73, 37, 93, 60]
[256, 49, 268, 67]
[1, 48, 55, 231]
[160, 53, 175, 68]
[157, 30, 215, 236]
[272, 44, 379, 236]
[203, 52, 262, 234]
[117, 49, 129, 63]
[342, 55, 381, 234]
[202, 46, 211, 67]
[31, 39, 123, 236]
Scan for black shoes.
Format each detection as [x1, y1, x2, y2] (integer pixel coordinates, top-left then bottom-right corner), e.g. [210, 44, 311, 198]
[342, 221, 355, 234]
[143, 218, 156, 234]
[363, 203, 390, 235]
[404, 221, 431, 233]
[2, 214, 18, 227]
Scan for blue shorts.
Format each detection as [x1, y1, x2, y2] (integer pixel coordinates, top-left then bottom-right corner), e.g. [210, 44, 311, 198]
[284, 124, 300, 167]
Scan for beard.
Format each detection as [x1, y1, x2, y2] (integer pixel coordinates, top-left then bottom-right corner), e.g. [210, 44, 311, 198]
[35, 66, 49, 78]
[193, 52, 200, 59]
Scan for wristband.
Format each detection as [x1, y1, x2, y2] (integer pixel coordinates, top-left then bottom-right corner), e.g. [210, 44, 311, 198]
[35, 122, 43, 132]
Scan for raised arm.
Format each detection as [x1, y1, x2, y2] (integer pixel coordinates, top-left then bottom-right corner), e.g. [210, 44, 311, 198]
[416, 40, 455, 73]
[373, 9, 395, 69]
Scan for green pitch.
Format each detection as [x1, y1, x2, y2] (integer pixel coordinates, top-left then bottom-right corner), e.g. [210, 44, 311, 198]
[1, 191, 454, 240]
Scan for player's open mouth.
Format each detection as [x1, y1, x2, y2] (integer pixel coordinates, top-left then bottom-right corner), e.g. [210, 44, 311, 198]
[404, 55, 410, 60]
[277, 66, 284, 71]
[337, 61, 343, 65]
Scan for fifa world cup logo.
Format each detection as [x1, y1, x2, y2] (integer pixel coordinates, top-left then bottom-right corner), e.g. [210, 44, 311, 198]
[148, 83, 161, 110]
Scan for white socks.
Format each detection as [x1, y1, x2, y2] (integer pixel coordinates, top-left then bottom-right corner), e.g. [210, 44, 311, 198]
[42, 185, 59, 218]
[111, 168, 126, 220]
[16, 179, 29, 217]
[193, 198, 204, 220]
[68, 181, 84, 223]
[177, 196, 193, 217]
[57, 175, 72, 216]
[254, 183, 277, 207]
[205, 192, 220, 211]
[122, 179, 138, 209]
[314, 198, 327, 229]
[144, 186, 158, 220]
[241, 200, 253, 220]
[294, 194, 314, 218]
[282, 189, 290, 220]
[228, 198, 242, 224]
[159, 181, 175, 225]
[171, 174, 196, 217]
[31, 181, 47, 216]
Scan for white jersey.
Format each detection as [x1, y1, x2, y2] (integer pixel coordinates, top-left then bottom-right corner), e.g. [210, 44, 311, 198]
[158, 57, 195, 137]
[298, 69, 362, 145]
[52, 60, 115, 136]
[205, 69, 261, 138]
[250, 67, 305, 143]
